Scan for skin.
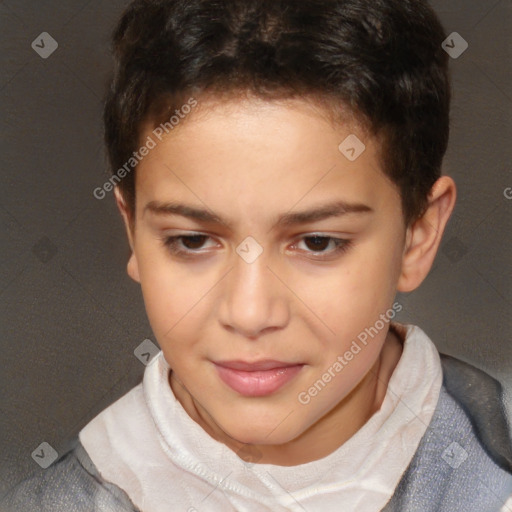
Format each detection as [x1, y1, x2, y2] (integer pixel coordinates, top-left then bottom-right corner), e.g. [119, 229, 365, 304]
[115, 96, 456, 466]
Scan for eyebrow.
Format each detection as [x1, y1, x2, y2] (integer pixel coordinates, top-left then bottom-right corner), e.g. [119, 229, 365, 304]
[143, 199, 373, 230]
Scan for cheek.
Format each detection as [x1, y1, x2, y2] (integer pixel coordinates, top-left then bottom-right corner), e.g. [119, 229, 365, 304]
[139, 273, 202, 373]
[307, 242, 399, 344]
[136, 246, 218, 364]
[136, 247, 191, 338]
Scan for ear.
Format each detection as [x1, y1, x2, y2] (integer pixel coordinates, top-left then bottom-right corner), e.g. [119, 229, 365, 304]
[114, 187, 140, 283]
[397, 176, 457, 292]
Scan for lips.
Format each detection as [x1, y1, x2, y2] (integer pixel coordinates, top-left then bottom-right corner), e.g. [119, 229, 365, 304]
[214, 359, 300, 371]
[213, 359, 304, 396]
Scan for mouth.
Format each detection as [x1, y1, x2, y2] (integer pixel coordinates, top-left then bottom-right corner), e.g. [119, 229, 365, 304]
[213, 360, 305, 397]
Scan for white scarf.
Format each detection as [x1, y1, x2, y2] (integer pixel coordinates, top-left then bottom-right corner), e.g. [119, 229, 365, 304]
[79, 323, 442, 511]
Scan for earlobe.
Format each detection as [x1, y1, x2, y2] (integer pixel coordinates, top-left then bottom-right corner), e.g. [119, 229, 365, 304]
[127, 252, 141, 283]
[114, 187, 140, 284]
[114, 187, 135, 248]
[397, 176, 457, 293]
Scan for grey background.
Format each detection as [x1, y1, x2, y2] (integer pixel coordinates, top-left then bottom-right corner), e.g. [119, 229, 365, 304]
[0, 0, 511, 496]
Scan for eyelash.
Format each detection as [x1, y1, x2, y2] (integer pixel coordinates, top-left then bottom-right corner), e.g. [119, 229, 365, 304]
[161, 233, 352, 260]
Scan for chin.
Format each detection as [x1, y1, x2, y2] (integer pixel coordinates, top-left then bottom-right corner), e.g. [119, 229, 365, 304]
[219, 416, 302, 447]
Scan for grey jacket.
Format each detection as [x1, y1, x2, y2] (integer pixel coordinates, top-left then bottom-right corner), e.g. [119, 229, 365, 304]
[2, 354, 512, 512]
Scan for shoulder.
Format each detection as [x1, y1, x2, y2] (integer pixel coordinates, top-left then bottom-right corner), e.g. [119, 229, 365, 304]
[383, 353, 512, 512]
[440, 353, 512, 472]
[1, 438, 139, 512]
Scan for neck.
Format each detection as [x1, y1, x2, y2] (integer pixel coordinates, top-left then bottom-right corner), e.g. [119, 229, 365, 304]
[170, 326, 404, 466]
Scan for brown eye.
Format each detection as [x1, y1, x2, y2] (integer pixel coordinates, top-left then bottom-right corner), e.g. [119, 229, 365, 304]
[162, 234, 215, 258]
[293, 235, 352, 260]
[303, 236, 331, 252]
[180, 235, 208, 249]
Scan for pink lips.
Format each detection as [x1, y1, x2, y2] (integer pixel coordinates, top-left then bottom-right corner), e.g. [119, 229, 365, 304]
[214, 359, 304, 397]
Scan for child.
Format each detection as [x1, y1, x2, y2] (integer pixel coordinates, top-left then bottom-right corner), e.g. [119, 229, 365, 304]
[4, 0, 512, 510]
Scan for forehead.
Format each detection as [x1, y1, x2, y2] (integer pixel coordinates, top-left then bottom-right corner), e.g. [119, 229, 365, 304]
[134, 97, 399, 223]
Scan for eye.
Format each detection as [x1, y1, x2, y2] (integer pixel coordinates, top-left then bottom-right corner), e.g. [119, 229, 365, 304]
[293, 235, 352, 259]
[162, 234, 216, 257]
[161, 233, 352, 260]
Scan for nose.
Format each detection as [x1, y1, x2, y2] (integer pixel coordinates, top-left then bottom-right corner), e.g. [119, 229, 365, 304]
[218, 249, 289, 339]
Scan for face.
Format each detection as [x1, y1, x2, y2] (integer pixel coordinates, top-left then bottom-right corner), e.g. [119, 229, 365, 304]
[122, 97, 409, 457]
